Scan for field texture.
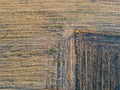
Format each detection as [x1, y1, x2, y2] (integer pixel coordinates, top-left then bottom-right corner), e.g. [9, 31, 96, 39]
[0, 0, 120, 90]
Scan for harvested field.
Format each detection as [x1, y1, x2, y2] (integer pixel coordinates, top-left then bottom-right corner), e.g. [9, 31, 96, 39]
[0, 0, 120, 90]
